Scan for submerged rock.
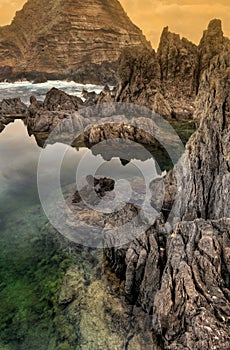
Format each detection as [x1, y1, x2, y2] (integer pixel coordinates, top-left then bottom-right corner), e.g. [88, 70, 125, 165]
[73, 176, 115, 204]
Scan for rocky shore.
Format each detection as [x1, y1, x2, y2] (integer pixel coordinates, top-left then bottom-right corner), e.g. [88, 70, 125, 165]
[104, 41, 230, 350]
[0, 12, 229, 350]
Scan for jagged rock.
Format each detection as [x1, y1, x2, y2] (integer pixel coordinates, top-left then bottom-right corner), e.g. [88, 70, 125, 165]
[153, 218, 230, 350]
[0, 97, 28, 131]
[0, 97, 28, 117]
[172, 52, 230, 223]
[82, 89, 98, 106]
[115, 46, 166, 114]
[105, 36, 230, 350]
[199, 19, 230, 72]
[43, 87, 84, 111]
[73, 175, 115, 204]
[0, 0, 150, 84]
[157, 27, 199, 118]
[0, 121, 5, 132]
[28, 88, 83, 118]
[28, 95, 44, 115]
[115, 19, 230, 120]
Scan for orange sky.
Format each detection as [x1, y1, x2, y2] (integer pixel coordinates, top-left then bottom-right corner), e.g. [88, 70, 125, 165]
[0, 0, 229, 48]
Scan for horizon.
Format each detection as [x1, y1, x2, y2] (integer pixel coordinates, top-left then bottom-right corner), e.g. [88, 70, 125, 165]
[0, 0, 229, 48]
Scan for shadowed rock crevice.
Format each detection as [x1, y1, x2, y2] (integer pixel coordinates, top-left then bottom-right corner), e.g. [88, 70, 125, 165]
[104, 42, 230, 349]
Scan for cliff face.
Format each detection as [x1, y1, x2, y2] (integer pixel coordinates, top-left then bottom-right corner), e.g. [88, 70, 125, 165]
[0, 0, 150, 84]
[172, 52, 230, 223]
[116, 19, 230, 119]
[105, 40, 230, 349]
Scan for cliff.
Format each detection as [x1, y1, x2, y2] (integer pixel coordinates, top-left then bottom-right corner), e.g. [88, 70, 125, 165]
[0, 0, 150, 84]
[105, 40, 230, 349]
[116, 19, 230, 119]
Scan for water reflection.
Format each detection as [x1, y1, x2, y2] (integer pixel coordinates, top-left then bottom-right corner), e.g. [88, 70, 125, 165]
[0, 119, 166, 349]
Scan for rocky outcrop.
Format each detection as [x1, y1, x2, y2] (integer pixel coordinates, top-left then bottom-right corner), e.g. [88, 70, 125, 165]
[172, 52, 230, 223]
[73, 175, 115, 204]
[199, 19, 230, 72]
[116, 19, 230, 120]
[153, 218, 230, 349]
[0, 97, 28, 132]
[105, 45, 230, 349]
[0, 0, 150, 84]
[0, 97, 28, 117]
[43, 87, 84, 111]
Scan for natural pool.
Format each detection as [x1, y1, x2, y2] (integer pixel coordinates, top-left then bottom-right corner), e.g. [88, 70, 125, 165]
[0, 120, 165, 349]
[0, 81, 196, 349]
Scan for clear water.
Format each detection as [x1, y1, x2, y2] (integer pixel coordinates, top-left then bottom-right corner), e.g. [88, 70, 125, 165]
[0, 81, 195, 349]
[0, 118, 162, 349]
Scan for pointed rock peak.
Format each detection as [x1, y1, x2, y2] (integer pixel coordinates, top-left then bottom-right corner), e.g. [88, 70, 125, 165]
[157, 25, 196, 54]
[157, 26, 181, 51]
[207, 18, 223, 34]
[159, 26, 178, 41]
[198, 18, 229, 71]
[162, 26, 169, 35]
[200, 18, 224, 44]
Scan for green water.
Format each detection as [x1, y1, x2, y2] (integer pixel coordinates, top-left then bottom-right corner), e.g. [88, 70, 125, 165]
[0, 119, 195, 349]
[0, 121, 74, 349]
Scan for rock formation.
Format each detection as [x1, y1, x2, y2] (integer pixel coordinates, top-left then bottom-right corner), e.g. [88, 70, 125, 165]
[104, 39, 230, 349]
[0, 0, 150, 84]
[73, 175, 115, 204]
[116, 19, 230, 120]
[0, 97, 28, 132]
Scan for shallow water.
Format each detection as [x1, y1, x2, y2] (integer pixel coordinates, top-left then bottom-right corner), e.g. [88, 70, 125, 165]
[0, 119, 165, 349]
[0, 79, 196, 348]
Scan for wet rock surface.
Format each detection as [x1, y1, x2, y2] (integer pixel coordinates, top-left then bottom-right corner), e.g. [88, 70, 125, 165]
[0, 97, 28, 132]
[56, 251, 159, 350]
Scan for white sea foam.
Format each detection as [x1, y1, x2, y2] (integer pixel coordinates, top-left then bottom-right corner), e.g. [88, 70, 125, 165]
[0, 80, 106, 105]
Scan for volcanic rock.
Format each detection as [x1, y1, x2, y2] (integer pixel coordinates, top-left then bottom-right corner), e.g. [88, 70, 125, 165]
[115, 19, 230, 120]
[0, 0, 150, 84]
[0, 98, 28, 117]
[105, 43, 230, 350]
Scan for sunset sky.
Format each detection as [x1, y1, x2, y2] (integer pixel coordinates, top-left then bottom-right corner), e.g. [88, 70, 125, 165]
[0, 0, 229, 48]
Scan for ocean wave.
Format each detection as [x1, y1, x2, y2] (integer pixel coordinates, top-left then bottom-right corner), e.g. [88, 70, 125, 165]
[0, 80, 106, 105]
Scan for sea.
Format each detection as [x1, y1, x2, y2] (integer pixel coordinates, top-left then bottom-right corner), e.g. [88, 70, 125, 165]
[0, 80, 106, 105]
